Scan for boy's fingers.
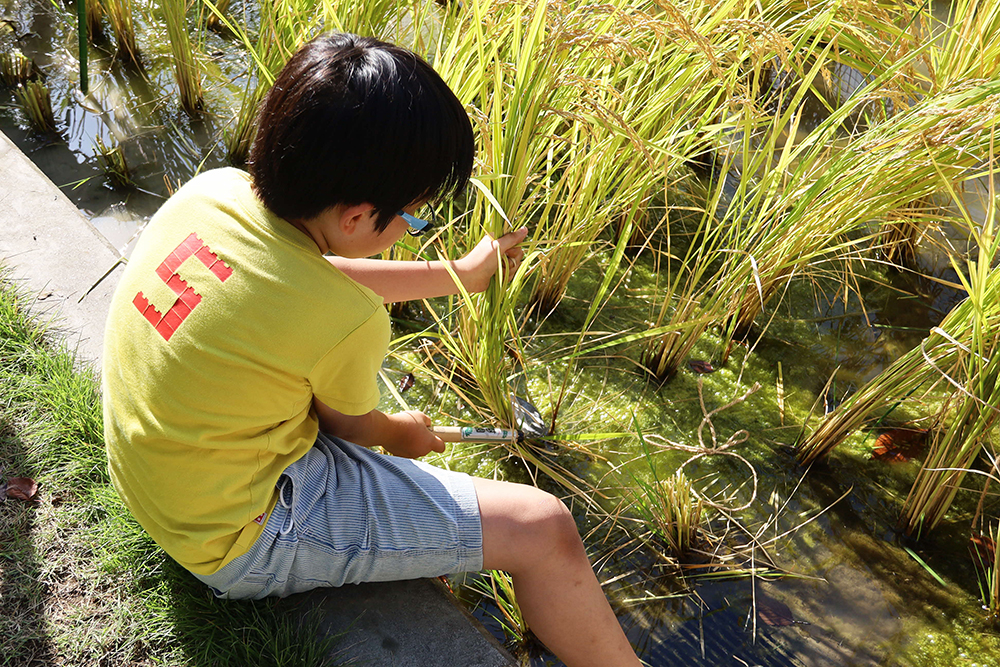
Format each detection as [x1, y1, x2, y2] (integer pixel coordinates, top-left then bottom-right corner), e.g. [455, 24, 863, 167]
[496, 227, 528, 251]
[505, 246, 525, 261]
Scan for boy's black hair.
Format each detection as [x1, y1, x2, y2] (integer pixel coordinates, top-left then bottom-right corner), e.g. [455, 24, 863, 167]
[249, 32, 474, 232]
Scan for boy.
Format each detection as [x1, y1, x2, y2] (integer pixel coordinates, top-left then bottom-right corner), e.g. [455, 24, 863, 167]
[102, 32, 639, 666]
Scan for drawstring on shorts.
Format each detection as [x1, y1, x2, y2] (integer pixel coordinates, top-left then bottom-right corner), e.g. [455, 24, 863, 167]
[278, 476, 295, 536]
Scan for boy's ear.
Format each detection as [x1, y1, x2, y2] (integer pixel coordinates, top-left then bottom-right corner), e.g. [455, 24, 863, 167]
[339, 203, 376, 235]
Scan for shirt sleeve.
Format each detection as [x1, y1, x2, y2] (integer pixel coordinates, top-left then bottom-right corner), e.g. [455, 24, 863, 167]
[307, 305, 391, 415]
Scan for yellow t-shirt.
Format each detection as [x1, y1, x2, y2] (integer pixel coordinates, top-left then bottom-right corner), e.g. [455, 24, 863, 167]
[102, 168, 390, 575]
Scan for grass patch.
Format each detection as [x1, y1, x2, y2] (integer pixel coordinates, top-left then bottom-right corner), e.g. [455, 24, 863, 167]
[0, 272, 345, 666]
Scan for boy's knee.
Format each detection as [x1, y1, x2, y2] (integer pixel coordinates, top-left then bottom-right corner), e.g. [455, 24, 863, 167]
[478, 478, 586, 571]
[519, 488, 583, 556]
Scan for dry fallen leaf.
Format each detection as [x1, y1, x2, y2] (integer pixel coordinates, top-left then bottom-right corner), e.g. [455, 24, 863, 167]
[5, 477, 40, 502]
[871, 428, 927, 463]
[687, 360, 716, 374]
[398, 372, 415, 393]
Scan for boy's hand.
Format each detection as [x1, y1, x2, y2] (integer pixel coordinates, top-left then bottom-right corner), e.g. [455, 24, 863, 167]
[381, 410, 446, 459]
[456, 227, 529, 294]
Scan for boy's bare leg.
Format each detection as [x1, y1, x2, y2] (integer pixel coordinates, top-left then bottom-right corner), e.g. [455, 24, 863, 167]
[472, 478, 641, 667]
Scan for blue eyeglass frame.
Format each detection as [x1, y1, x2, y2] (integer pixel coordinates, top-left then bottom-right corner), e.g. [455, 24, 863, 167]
[398, 210, 432, 237]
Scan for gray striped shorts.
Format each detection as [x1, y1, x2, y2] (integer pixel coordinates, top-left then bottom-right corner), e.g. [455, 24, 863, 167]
[193, 432, 484, 599]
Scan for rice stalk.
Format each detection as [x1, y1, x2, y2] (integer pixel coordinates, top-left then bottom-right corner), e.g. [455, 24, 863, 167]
[224, 78, 266, 165]
[105, 0, 140, 66]
[214, 0, 314, 164]
[639, 0, 867, 377]
[878, 197, 936, 269]
[86, 0, 106, 42]
[796, 280, 997, 465]
[614, 385, 764, 566]
[642, 292, 714, 383]
[902, 383, 1000, 536]
[14, 80, 57, 135]
[799, 174, 1000, 468]
[324, 0, 407, 40]
[527, 0, 733, 314]
[429, 0, 742, 413]
[429, 0, 578, 425]
[162, 0, 203, 115]
[641, 0, 981, 368]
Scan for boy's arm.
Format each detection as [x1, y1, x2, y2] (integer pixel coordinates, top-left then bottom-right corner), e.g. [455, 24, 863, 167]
[313, 397, 445, 459]
[329, 228, 527, 302]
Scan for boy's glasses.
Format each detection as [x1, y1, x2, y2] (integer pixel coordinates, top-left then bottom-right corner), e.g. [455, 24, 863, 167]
[398, 207, 437, 237]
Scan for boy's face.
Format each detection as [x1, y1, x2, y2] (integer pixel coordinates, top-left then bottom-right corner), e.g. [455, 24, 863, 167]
[294, 201, 423, 258]
[348, 209, 412, 258]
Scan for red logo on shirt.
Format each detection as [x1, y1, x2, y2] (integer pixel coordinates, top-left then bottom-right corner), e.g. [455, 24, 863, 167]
[133, 233, 232, 341]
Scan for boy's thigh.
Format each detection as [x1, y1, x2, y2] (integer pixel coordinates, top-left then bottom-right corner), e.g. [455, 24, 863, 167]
[267, 433, 484, 596]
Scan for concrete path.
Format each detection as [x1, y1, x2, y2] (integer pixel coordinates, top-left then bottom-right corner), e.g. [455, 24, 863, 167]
[0, 129, 514, 667]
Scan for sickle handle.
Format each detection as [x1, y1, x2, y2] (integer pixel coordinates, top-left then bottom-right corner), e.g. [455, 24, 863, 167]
[431, 426, 517, 443]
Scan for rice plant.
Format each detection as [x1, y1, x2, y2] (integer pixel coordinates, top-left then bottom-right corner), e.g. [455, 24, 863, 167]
[105, 0, 140, 65]
[645, 469, 706, 560]
[903, 379, 1000, 536]
[428, 0, 716, 415]
[878, 198, 935, 269]
[525, 0, 731, 315]
[85, 0, 106, 42]
[161, 0, 203, 115]
[430, 0, 579, 426]
[14, 80, 57, 135]
[631, 0, 1000, 377]
[921, 0, 1000, 93]
[900, 187, 1000, 534]
[639, 0, 895, 378]
[717, 77, 999, 360]
[797, 265, 1000, 466]
[797, 155, 1000, 536]
[94, 135, 133, 189]
[0, 50, 33, 88]
[467, 570, 532, 651]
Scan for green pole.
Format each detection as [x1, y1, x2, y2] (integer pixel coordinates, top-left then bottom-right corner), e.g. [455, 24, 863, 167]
[77, 0, 88, 94]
